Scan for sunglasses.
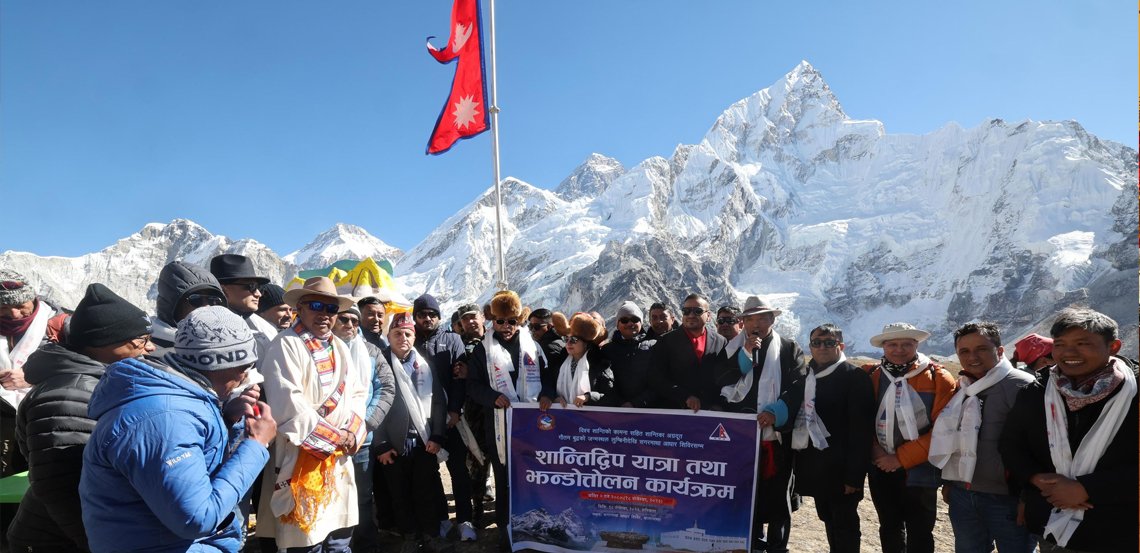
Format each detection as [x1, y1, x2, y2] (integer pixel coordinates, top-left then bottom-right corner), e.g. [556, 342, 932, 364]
[185, 293, 225, 308]
[566, 336, 584, 344]
[716, 317, 738, 325]
[337, 315, 360, 326]
[618, 317, 640, 325]
[809, 339, 840, 348]
[495, 319, 520, 326]
[223, 280, 259, 294]
[681, 307, 706, 316]
[0, 280, 24, 290]
[416, 310, 440, 319]
[303, 300, 340, 315]
[528, 322, 548, 331]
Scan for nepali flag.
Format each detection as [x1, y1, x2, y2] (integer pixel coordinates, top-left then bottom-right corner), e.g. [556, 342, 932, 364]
[426, 0, 489, 155]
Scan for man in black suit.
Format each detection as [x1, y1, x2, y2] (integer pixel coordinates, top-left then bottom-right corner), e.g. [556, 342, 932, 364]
[648, 293, 729, 412]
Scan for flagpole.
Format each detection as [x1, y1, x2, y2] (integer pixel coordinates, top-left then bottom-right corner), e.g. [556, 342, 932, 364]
[487, 0, 507, 291]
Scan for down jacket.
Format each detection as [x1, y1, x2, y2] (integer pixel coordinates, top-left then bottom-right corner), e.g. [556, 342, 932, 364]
[8, 342, 103, 551]
[80, 356, 269, 552]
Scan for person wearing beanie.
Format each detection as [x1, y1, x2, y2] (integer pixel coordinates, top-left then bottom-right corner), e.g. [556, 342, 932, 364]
[465, 290, 555, 550]
[257, 283, 294, 331]
[256, 277, 367, 551]
[601, 300, 660, 408]
[151, 261, 228, 352]
[374, 312, 450, 552]
[331, 304, 395, 551]
[8, 283, 154, 552]
[80, 306, 277, 552]
[0, 269, 68, 482]
[410, 293, 475, 541]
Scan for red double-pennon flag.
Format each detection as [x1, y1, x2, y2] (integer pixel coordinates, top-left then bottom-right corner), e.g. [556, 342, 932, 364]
[426, 0, 489, 155]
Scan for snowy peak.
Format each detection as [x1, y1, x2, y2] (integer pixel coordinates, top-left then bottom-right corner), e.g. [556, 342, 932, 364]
[555, 153, 626, 201]
[284, 223, 402, 270]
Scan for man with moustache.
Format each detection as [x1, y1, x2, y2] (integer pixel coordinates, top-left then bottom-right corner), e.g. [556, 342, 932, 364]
[256, 277, 367, 552]
[601, 301, 659, 408]
[257, 283, 294, 331]
[358, 296, 389, 349]
[210, 254, 275, 357]
[644, 301, 678, 340]
[650, 293, 729, 412]
[718, 296, 807, 553]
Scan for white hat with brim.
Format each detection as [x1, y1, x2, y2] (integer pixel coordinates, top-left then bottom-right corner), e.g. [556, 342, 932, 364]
[283, 276, 356, 311]
[740, 295, 783, 317]
[870, 322, 931, 348]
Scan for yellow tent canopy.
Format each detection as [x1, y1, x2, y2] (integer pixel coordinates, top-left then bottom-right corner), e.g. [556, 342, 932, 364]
[286, 258, 412, 312]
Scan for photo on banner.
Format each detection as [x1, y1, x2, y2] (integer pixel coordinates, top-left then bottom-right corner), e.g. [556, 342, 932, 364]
[508, 405, 760, 553]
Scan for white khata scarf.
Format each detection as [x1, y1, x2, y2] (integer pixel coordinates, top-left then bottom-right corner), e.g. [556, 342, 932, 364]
[1042, 358, 1135, 547]
[484, 330, 543, 463]
[792, 353, 846, 451]
[875, 353, 933, 454]
[556, 354, 591, 403]
[388, 348, 447, 462]
[721, 331, 783, 442]
[928, 358, 1012, 482]
[0, 303, 54, 409]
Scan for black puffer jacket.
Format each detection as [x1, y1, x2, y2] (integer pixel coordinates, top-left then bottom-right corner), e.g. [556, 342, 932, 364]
[8, 342, 105, 551]
[600, 329, 658, 408]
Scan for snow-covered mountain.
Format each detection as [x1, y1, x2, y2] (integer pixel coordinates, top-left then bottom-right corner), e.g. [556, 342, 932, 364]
[3, 62, 1135, 356]
[0, 220, 400, 311]
[284, 223, 402, 270]
[396, 61, 1138, 356]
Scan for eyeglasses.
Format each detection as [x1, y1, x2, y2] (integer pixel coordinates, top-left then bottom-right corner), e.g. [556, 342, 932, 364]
[185, 293, 225, 308]
[528, 322, 548, 331]
[495, 319, 520, 326]
[337, 316, 360, 326]
[681, 307, 706, 316]
[130, 335, 152, 349]
[416, 310, 440, 319]
[0, 280, 24, 290]
[809, 339, 840, 348]
[716, 317, 738, 325]
[225, 282, 260, 293]
[566, 336, 584, 344]
[618, 317, 640, 325]
[303, 300, 340, 315]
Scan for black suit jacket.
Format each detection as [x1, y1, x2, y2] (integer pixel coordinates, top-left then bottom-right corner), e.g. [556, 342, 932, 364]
[649, 327, 729, 409]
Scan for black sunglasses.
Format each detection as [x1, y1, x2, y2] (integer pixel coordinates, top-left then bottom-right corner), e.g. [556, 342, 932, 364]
[681, 307, 706, 316]
[528, 322, 548, 330]
[618, 317, 640, 325]
[716, 317, 738, 325]
[337, 315, 359, 325]
[225, 282, 260, 293]
[303, 300, 340, 315]
[809, 339, 840, 348]
[416, 310, 440, 319]
[566, 336, 584, 344]
[496, 318, 520, 326]
[185, 293, 225, 308]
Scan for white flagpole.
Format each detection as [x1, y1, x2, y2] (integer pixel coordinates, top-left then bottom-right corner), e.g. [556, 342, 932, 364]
[486, 0, 507, 290]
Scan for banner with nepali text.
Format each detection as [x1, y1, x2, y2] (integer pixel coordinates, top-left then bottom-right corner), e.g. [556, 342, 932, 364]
[508, 404, 759, 553]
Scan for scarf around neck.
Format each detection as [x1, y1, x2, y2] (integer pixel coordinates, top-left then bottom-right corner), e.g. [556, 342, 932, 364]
[721, 331, 783, 442]
[928, 358, 1012, 482]
[388, 347, 447, 462]
[792, 353, 846, 450]
[1042, 357, 1136, 546]
[556, 354, 591, 403]
[875, 353, 933, 454]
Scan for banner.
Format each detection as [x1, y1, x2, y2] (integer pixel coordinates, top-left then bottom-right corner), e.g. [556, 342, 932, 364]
[509, 405, 759, 553]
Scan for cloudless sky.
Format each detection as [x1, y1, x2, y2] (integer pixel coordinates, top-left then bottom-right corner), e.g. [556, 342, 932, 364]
[2, 1, 1135, 258]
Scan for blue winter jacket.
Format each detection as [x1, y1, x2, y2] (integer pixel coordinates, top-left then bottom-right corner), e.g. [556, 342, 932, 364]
[80, 356, 269, 552]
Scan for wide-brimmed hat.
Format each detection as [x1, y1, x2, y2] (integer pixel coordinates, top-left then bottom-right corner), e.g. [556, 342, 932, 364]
[209, 254, 270, 285]
[283, 276, 355, 311]
[740, 296, 782, 317]
[870, 322, 931, 348]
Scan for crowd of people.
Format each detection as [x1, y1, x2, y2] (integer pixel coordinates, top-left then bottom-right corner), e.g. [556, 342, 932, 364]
[0, 256, 1135, 553]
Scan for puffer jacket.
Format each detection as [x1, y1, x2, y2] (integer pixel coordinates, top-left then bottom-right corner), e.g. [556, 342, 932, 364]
[80, 356, 268, 552]
[8, 342, 104, 551]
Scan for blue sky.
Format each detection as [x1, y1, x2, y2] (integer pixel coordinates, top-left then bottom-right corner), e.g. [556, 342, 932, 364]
[2, 1, 1135, 258]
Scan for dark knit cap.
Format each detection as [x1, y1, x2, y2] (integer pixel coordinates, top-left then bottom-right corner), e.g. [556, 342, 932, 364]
[70, 283, 152, 348]
[256, 283, 287, 313]
[413, 294, 441, 315]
